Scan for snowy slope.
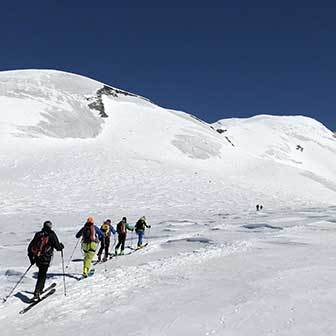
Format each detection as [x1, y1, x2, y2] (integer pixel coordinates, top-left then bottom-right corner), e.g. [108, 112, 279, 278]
[0, 70, 336, 336]
[214, 115, 336, 189]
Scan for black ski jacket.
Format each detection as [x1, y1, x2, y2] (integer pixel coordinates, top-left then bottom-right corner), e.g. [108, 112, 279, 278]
[28, 227, 63, 266]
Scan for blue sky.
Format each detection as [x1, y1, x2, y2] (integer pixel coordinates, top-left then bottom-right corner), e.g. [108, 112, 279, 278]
[1, 1, 335, 130]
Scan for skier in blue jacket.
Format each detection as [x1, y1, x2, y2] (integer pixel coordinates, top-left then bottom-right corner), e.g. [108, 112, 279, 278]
[97, 219, 117, 262]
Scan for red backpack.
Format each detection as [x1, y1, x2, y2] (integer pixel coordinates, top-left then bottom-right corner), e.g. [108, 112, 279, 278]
[117, 221, 126, 234]
[30, 231, 50, 257]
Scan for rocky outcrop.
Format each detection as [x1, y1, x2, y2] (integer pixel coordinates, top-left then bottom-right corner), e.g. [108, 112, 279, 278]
[87, 85, 151, 118]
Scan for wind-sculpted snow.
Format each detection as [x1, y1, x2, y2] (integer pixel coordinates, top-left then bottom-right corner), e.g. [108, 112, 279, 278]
[172, 131, 222, 159]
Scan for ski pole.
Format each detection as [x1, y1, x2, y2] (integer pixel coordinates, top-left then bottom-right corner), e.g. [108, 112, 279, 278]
[2, 264, 33, 303]
[61, 250, 66, 297]
[147, 226, 151, 243]
[65, 238, 80, 269]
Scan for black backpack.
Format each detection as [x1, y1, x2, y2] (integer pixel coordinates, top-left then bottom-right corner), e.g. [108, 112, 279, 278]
[135, 220, 145, 232]
[30, 231, 50, 257]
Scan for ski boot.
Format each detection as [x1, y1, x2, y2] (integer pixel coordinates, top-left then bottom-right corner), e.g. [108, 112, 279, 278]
[31, 292, 41, 303]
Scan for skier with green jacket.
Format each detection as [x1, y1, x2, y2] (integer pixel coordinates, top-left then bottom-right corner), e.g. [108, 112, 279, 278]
[115, 217, 133, 255]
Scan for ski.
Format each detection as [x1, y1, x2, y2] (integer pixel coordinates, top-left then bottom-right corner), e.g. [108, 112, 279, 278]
[109, 243, 148, 259]
[127, 242, 148, 251]
[42, 282, 56, 294]
[109, 251, 132, 259]
[79, 268, 95, 280]
[19, 289, 56, 314]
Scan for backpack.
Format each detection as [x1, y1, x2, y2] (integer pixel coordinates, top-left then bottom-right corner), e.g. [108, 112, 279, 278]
[100, 223, 110, 237]
[30, 231, 50, 257]
[82, 223, 95, 243]
[135, 220, 145, 232]
[117, 221, 125, 234]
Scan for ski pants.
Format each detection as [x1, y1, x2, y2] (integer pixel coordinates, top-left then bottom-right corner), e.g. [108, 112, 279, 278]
[137, 231, 144, 247]
[82, 242, 97, 276]
[115, 233, 126, 252]
[98, 236, 110, 259]
[34, 264, 49, 295]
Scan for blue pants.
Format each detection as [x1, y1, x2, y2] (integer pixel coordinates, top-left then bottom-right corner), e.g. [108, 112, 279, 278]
[137, 231, 144, 247]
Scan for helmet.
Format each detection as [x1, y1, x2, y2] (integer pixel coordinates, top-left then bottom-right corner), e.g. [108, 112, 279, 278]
[105, 219, 111, 224]
[43, 220, 52, 230]
[87, 216, 94, 224]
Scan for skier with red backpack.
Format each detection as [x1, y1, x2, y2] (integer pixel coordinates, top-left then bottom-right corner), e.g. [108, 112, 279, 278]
[75, 216, 104, 277]
[27, 220, 64, 301]
[115, 217, 133, 255]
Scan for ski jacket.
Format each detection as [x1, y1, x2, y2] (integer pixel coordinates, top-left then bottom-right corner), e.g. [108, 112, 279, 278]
[28, 227, 63, 266]
[116, 221, 133, 236]
[75, 223, 104, 242]
[135, 219, 150, 233]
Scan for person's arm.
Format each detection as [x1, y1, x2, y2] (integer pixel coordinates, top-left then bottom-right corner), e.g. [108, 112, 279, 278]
[110, 225, 117, 235]
[27, 233, 37, 264]
[145, 221, 151, 228]
[95, 225, 104, 239]
[51, 231, 64, 251]
[126, 223, 134, 231]
[75, 228, 83, 239]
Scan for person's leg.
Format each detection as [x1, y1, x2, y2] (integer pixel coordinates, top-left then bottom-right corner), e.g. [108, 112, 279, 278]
[97, 239, 105, 261]
[83, 243, 97, 276]
[34, 264, 48, 296]
[120, 234, 126, 254]
[115, 235, 122, 254]
[86, 250, 95, 270]
[83, 251, 90, 276]
[104, 237, 110, 261]
[138, 231, 144, 247]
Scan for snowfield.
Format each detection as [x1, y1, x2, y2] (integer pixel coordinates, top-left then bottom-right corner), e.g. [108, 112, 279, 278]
[0, 70, 335, 335]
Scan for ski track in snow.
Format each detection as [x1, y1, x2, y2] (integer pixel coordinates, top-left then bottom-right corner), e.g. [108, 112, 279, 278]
[1, 207, 336, 335]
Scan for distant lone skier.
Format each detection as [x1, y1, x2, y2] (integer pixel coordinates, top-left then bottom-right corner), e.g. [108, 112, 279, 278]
[97, 219, 116, 262]
[260, 205, 263, 210]
[115, 217, 133, 255]
[256, 204, 260, 211]
[134, 216, 151, 248]
[75, 216, 103, 277]
[27, 220, 64, 301]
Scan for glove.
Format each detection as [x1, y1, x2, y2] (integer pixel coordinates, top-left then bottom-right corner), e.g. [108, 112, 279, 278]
[148, 225, 151, 228]
[28, 254, 35, 265]
[59, 242, 64, 250]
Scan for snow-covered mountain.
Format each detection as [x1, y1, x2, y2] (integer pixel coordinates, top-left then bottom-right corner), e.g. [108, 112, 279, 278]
[1, 69, 335, 211]
[1, 70, 336, 336]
